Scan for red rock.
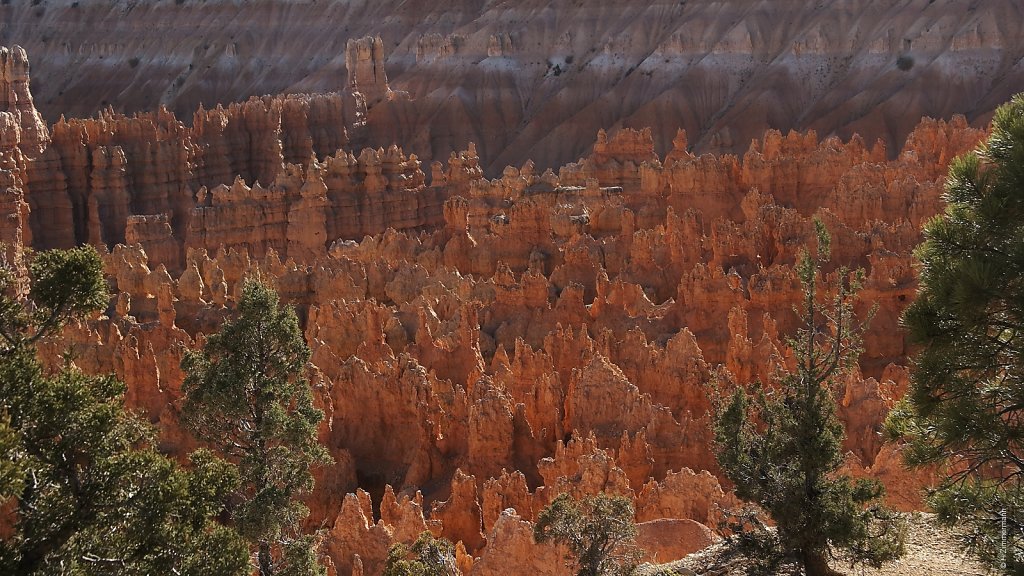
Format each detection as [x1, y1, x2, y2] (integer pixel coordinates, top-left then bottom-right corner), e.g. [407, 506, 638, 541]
[5, 39, 1000, 574]
[637, 518, 718, 564]
[432, 470, 485, 552]
[471, 509, 569, 576]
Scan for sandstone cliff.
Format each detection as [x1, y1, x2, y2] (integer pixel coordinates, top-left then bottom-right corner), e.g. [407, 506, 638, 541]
[0, 0, 1017, 174]
[0, 43, 994, 576]
[0, 49, 445, 270]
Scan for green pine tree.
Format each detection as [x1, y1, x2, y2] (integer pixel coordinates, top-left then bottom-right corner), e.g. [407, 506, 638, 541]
[885, 93, 1024, 573]
[714, 222, 905, 576]
[533, 492, 641, 576]
[0, 246, 249, 576]
[383, 532, 459, 576]
[182, 278, 332, 576]
[0, 411, 19, 500]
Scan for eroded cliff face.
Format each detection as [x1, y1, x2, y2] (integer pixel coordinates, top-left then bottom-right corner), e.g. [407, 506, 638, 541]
[0, 46, 991, 574]
[0, 46, 447, 263]
[0, 0, 1018, 174]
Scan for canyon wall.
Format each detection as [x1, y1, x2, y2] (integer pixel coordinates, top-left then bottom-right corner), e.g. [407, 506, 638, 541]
[0, 0, 1019, 174]
[0, 44, 993, 574]
[0, 44, 448, 262]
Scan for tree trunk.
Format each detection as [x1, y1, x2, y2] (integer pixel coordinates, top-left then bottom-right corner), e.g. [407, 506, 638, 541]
[258, 541, 274, 576]
[803, 550, 840, 576]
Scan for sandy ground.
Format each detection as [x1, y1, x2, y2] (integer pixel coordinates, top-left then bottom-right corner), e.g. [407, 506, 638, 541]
[640, 513, 989, 576]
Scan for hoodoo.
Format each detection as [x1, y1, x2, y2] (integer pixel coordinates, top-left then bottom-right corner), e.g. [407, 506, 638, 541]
[0, 1, 1013, 573]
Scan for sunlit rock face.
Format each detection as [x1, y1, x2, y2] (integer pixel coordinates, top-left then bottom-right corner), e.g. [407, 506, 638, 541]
[0, 29, 992, 575]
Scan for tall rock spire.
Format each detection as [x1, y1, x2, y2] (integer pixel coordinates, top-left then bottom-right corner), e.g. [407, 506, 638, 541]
[345, 35, 392, 106]
[0, 46, 49, 156]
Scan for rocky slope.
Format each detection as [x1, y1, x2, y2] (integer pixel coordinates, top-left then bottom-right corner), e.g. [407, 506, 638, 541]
[0, 43, 993, 575]
[657, 513, 987, 575]
[0, 0, 1019, 174]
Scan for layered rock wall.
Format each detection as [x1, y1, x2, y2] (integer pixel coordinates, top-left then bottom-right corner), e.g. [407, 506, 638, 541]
[0, 0, 1019, 173]
[0, 40, 996, 576]
[0, 48, 449, 271]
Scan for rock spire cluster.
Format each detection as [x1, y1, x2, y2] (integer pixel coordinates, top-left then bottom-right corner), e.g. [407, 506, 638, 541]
[0, 44, 987, 574]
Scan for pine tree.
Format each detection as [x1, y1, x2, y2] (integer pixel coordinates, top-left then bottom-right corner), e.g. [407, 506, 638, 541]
[714, 222, 905, 576]
[0, 411, 19, 500]
[0, 245, 107, 356]
[0, 246, 249, 575]
[885, 93, 1024, 572]
[182, 278, 332, 576]
[533, 492, 640, 576]
[383, 532, 459, 576]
